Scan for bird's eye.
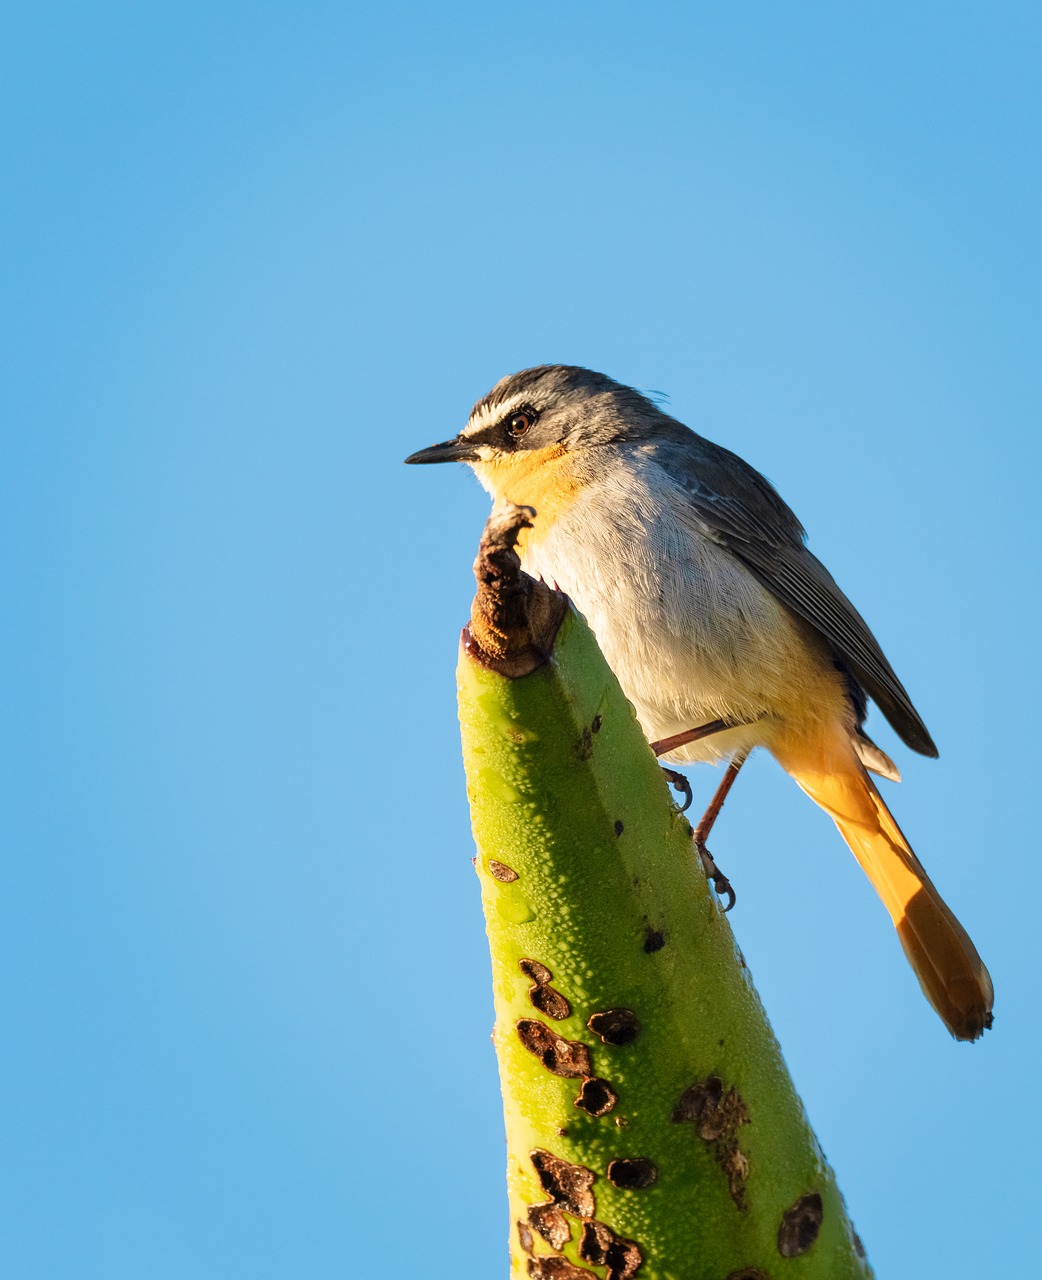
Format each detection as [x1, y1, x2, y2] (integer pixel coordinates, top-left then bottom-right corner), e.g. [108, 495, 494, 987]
[507, 411, 534, 438]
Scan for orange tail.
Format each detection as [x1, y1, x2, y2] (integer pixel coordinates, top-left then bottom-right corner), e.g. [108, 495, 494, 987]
[775, 738, 993, 1041]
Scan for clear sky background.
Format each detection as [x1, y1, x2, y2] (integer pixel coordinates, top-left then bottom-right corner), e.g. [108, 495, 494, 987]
[3, 3, 1040, 1276]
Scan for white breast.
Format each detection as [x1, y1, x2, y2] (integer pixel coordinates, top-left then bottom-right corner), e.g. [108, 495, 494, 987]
[518, 452, 834, 764]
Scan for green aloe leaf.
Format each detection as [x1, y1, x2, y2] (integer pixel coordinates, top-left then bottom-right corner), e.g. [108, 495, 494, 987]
[456, 504, 873, 1280]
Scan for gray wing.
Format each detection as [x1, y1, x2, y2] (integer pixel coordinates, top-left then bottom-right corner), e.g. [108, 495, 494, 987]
[659, 433, 937, 757]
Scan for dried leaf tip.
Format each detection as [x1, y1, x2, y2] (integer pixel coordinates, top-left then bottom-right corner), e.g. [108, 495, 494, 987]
[463, 501, 568, 678]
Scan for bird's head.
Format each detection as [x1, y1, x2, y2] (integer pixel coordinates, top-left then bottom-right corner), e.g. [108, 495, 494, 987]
[404, 365, 661, 502]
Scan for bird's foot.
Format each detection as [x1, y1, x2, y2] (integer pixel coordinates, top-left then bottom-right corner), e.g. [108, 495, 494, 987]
[695, 839, 736, 912]
[660, 766, 692, 812]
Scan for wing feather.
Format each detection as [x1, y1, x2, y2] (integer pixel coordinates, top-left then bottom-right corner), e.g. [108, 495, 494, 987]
[657, 432, 937, 757]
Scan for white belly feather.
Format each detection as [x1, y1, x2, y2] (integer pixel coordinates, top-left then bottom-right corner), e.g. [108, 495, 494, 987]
[516, 457, 841, 765]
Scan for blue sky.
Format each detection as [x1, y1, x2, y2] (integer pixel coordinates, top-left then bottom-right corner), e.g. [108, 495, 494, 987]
[2, 3, 1039, 1276]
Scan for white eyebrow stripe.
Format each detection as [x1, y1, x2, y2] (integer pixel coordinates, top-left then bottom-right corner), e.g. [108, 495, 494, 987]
[463, 392, 527, 437]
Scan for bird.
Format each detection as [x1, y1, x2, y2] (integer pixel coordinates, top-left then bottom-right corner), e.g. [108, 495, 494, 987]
[405, 364, 994, 1042]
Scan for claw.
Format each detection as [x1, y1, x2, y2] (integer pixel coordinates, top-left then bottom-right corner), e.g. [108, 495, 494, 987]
[695, 840, 736, 911]
[660, 766, 693, 812]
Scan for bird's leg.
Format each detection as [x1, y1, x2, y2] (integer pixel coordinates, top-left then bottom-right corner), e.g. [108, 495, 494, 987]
[650, 719, 752, 907]
[691, 751, 749, 912]
[651, 718, 733, 814]
[647, 721, 732, 808]
[650, 718, 732, 758]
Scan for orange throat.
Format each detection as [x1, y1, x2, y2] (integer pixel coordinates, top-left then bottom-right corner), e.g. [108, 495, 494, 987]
[473, 446, 583, 550]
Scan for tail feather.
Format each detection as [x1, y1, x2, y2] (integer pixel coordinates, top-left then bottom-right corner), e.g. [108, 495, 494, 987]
[777, 740, 994, 1041]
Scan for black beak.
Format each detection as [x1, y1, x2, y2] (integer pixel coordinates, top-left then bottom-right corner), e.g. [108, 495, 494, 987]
[403, 436, 479, 465]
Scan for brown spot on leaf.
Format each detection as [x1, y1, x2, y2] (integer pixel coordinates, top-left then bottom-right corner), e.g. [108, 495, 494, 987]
[726, 1270, 771, 1280]
[520, 959, 571, 1021]
[672, 1076, 749, 1142]
[777, 1192, 823, 1257]
[577, 726, 594, 760]
[642, 927, 665, 953]
[614, 820, 624, 836]
[519, 958, 553, 984]
[517, 1020, 591, 1077]
[527, 1257, 596, 1279]
[587, 1008, 641, 1046]
[591, 714, 602, 733]
[578, 1219, 643, 1280]
[719, 1145, 750, 1208]
[574, 1076, 618, 1116]
[525, 973, 562, 1006]
[517, 1220, 534, 1254]
[606, 1157, 657, 1190]
[517, 1013, 591, 1075]
[672, 1075, 751, 1208]
[528, 1202, 571, 1250]
[488, 859, 519, 882]
[530, 1148, 596, 1218]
